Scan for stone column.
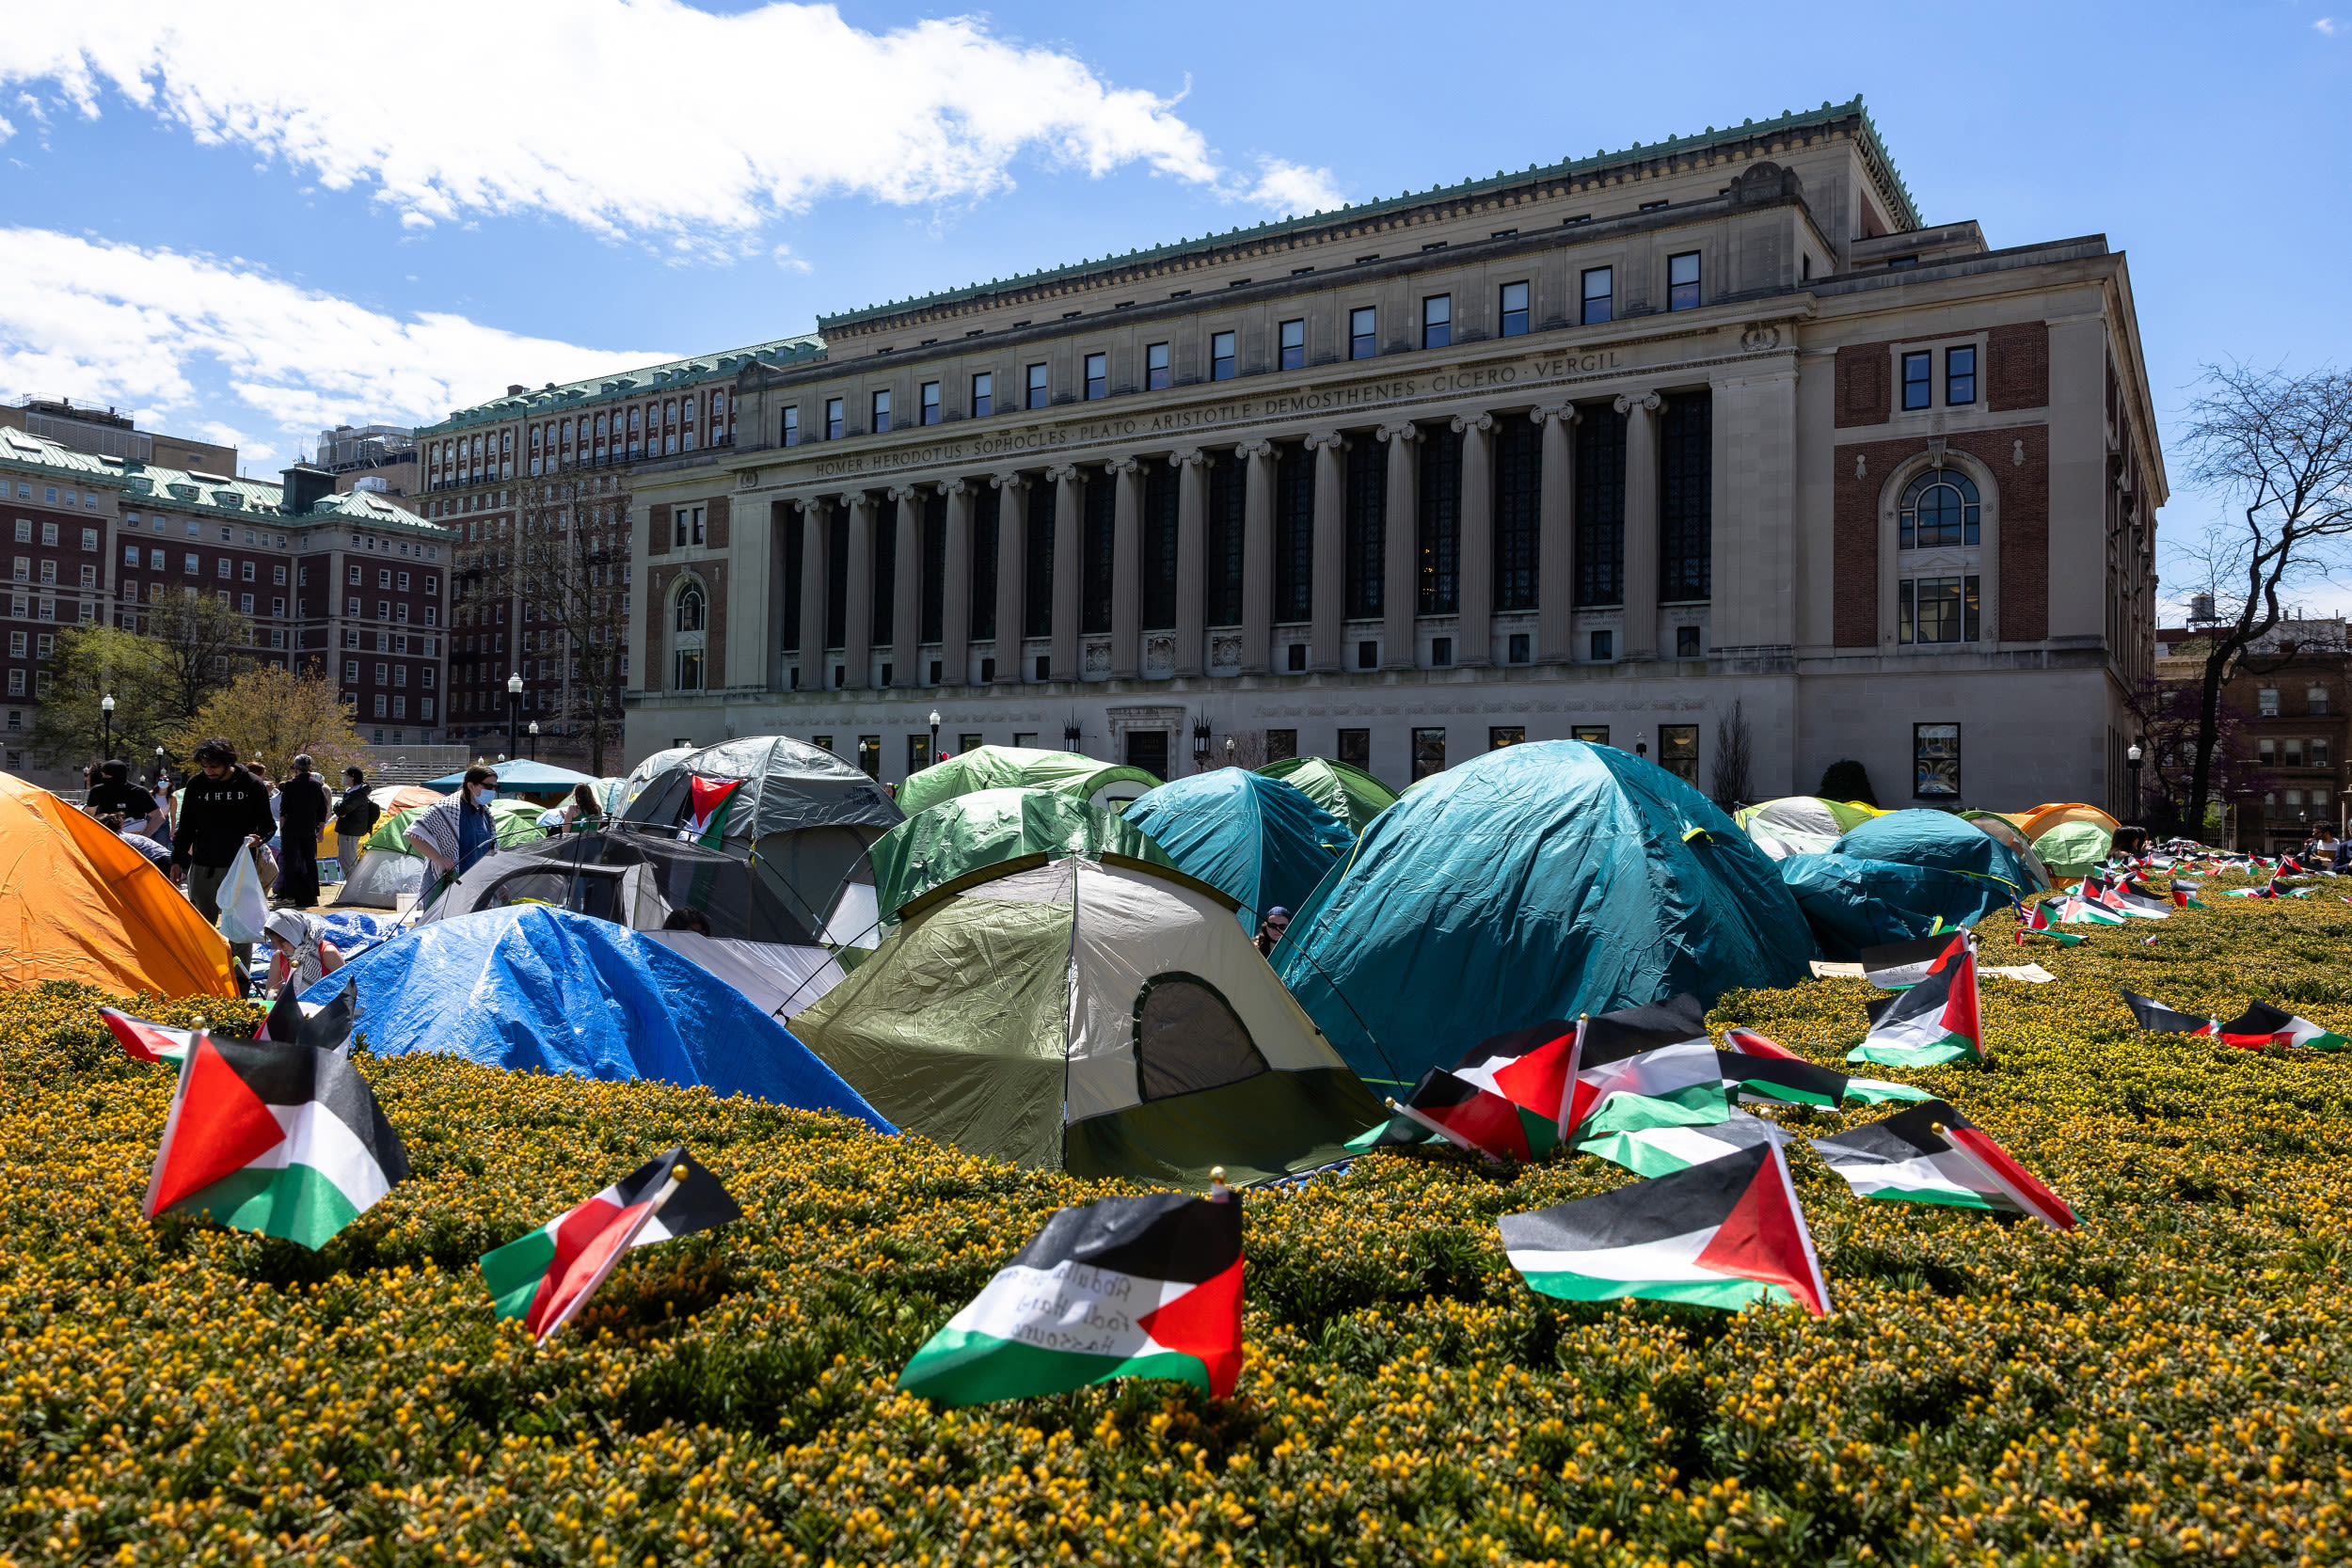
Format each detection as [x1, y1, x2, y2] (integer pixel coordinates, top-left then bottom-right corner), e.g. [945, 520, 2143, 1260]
[940, 479, 971, 686]
[1378, 422, 1421, 670]
[1616, 390, 1662, 659]
[1048, 463, 1082, 680]
[1453, 411, 1495, 668]
[841, 490, 873, 689]
[1533, 404, 1579, 664]
[991, 473, 1028, 683]
[1172, 449, 1208, 676]
[796, 497, 828, 691]
[1107, 457, 1142, 679]
[890, 484, 922, 687]
[1237, 439, 1275, 674]
[1305, 431, 1348, 672]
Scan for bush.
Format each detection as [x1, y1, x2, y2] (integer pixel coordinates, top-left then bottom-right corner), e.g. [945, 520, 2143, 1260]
[5, 884, 2352, 1564]
[1816, 757, 1878, 807]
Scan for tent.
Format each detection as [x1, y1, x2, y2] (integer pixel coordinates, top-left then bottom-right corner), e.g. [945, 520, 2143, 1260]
[867, 786, 1174, 920]
[1777, 853, 2009, 961]
[615, 748, 693, 816]
[301, 905, 890, 1121]
[642, 930, 847, 1019]
[423, 758, 601, 795]
[334, 798, 547, 909]
[1734, 796, 1883, 860]
[1123, 769, 1353, 931]
[0, 772, 236, 997]
[2032, 819, 2115, 880]
[1959, 810, 2054, 891]
[369, 784, 440, 816]
[791, 856, 1384, 1187]
[1258, 756, 1399, 834]
[1275, 741, 1815, 1089]
[2016, 801, 2122, 841]
[898, 744, 1161, 816]
[1832, 809, 2032, 895]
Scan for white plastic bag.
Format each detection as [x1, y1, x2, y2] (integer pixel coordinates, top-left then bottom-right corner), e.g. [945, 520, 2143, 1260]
[215, 847, 270, 944]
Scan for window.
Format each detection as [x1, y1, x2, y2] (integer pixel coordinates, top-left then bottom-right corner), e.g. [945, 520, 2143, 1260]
[1359, 640, 1377, 670]
[347, 596, 359, 616]
[675, 584, 705, 632]
[825, 398, 844, 439]
[1411, 727, 1446, 782]
[1947, 345, 1978, 405]
[1581, 266, 1613, 325]
[40, 522, 56, 546]
[2284, 737, 2306, 766]
[1677, 626, 1702, 657]
[920, 381, 941, 426]
[1351, 307, 1377, 359]
[378, 569, 392, 589]
[1489, 726, 1525, 751]
[397, 572, 410, 591]
[1898, 576, 1980, 643]
[1902, 351, 1933, 411]
[1660, 724, 1700, 784]
[1899, 469, 1980, 548]
[1430, 636, 1453, 667]
[373, 694, 388, 718]
[1211, 331, 1236, 381]
[2259, 737, 2277, 765]
[856, 736, 881, 780]
[1026, 363, 1050, 409]
[343, 660, 358, 682]
[1279, 319, 1306, 371]
[2310, 687, 2330, 715]
[1287, 642, 1307, 672]
[1590, 629, 1613, 661]
[782, 405, 800, 447]
[240, 594, 254, 613]
[971, 372, 993, 418]
[1337, 728, 1370, 769]
[1422, 294, 1451, 350]
[273, 564, 287, 585]
[675, 505, 705, 547]
[1145, 342, 1169, 390]
[1667, 251, 1701, 311]
[80, 528, 96, 552]
[870, 388, 891, 433]
[215, 559, 230, 579]
[1508, 633, 1530, 664]
[348, 564, 362, 585]
[122, 544, 138, 566]
[907, 734, 931, 774]
[1915, 722, 1961, 797]
[1572, 725, 1610, 746]
[2259, 688, 2281, 717]
[1085, 353, 1107, 401]
[1499, 281, 1530, 338]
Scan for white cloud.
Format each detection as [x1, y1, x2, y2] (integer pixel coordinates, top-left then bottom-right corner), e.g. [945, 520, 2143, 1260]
[0, 227, 671, 453]
[0, 0, 1330, 239]
[2317, 16, 2342, 34]
[1244, 158, 1349, 218]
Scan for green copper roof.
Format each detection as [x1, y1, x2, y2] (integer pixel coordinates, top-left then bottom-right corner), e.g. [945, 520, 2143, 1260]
[819, 97, 1915, 329]
[422, 333, 828, 436]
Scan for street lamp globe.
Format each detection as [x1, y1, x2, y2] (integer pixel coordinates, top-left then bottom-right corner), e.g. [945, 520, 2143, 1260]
[507, 673, 525, 697]
[101, 694, 115, 715]
[2127, 743, 2142, 765]
[529, 721, 539, 736]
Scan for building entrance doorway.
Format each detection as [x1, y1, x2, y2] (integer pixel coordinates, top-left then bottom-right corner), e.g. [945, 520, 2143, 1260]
[1126, 729, 1168, 781]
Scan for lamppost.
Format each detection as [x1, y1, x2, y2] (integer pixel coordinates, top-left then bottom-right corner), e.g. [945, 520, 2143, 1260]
[100, 692, 114, 765]
[153, 745, 167, 789]
[1191, 717, 1211, 773]
[506, 672, 523, 765]
[1634, 729, 1648, 760]
[1224, 736, 1235, 766]
[2126, 740, 2143, 820]
[1063, 721, 1082, 754]
[528, 720, 540, 762]
[928, 708, 941, 768]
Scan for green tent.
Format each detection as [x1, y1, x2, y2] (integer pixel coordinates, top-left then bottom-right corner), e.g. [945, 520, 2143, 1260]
[898, 745, 1161, 817]
[791, 856, 1385, 1187]
[2033, 818, 2114, 879]
[1258, 756, 1398, 834]
[867, 786, 1176, 920]
[360, 798, 545, 856]
[1734, 796, 1883, 860]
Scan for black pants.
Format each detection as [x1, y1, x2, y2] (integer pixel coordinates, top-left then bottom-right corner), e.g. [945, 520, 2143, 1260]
[277, 829, 320, 908]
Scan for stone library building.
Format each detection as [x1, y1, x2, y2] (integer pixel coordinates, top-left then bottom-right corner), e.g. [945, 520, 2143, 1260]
[455, 99, 2165, 808]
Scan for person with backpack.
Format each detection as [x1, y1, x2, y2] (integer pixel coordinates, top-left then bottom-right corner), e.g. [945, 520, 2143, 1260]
[330, 767, 380, 884]
[274, 753, 332, 909]
[169, 736, 275, 966]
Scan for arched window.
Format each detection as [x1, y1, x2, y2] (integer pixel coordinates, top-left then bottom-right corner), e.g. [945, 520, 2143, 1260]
[675, 583, 705, 632]
[1899, 468, 1980, 549]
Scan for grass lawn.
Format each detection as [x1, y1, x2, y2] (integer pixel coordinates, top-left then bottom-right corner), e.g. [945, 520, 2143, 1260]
[4, 883, 2350, 1564]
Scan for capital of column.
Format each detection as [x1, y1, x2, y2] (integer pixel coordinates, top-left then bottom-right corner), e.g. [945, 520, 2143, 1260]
[1376, 421, 1422, 444]
[887, 483, 924, 503]
[1302, 431, 1349, 452]
[938, 478, 970, 498]
[1104, 456, 1141, 477]
[989, 471, 1028, 492]
[1531, 404, 1582, 427]
[1450, 411, 1495, 436]
[1044, 463, 1080, 483]
[1234, 438, 1275, 462]
[1169, 447, 1208, 468]
[1613, 390, 1663, 417]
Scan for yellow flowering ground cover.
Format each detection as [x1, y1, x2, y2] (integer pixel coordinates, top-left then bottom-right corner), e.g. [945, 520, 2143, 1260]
[4, 882, 2352, 1565]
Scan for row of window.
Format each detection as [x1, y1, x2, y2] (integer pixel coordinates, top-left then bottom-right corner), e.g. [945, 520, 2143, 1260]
[346, 692, 435, 721]
[12, 520, 96, 549]
[119, 515, 295, 549]
[2255, 687, 2331, 716]
[340, 659, 437, 689]
[1901, 345, 1978, 411]
[11, 559, 93, 586]
[2257, 736, 2332, 767]
[8, 482, 101, 510]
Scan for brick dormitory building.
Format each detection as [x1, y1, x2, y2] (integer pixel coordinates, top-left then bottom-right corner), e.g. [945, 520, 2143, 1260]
[413, 98, 2165, 807]
[0, 422, 455, 790]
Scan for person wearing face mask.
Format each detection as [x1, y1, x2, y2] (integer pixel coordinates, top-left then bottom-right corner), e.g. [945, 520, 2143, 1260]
[405, 765, 502, 899]
[169, 736, 276, 968]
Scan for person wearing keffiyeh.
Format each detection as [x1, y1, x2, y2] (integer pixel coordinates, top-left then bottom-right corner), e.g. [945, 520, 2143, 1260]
[406, 765, 502, 900]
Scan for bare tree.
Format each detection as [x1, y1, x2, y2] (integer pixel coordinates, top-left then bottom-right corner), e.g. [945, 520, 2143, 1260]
[1709, 698, 1755, 813]
[494, 471, 632, 774]
[1207, 730, 1270, 770]
[2174, 364, 2352, 834]
[147, 588, 254, 727]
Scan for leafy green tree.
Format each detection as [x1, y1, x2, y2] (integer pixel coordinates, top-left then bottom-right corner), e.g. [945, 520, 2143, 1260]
[25, 626, 178, 769]
[170, 664, 366, 782]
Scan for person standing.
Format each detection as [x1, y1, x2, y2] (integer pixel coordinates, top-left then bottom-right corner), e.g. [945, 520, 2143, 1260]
[170, 736, 276, 967]
[538, 782, 602, 837]
[275, 754, 332, 909]
[330, 767, 379, 884]
[406, 765, 501, 907]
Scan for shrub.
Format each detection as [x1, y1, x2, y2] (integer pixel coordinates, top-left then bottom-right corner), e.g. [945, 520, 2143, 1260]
[1815, 757, 1878, 807]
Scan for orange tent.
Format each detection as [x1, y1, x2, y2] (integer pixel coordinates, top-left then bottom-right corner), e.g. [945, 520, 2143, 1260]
[2015, 801, 2122, 841]
[0, 773, 236, 998]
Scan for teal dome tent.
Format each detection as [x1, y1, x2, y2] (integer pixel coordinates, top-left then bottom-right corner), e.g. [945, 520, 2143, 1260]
[1123, 770, 1353, 931]
[1276, 741, 1815, 1088]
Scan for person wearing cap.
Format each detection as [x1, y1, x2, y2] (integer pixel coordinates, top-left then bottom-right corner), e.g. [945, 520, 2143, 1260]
[1254, 906, 1292, 958]
[274, 753, 333, 910]
[263, 908, 342, 993]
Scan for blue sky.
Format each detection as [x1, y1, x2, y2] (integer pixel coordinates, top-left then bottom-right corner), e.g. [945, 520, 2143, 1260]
[0, 0, 2346, 615]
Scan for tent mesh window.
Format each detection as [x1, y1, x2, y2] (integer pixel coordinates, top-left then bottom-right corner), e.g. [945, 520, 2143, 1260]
[1131, 971, 1270, 1101]
[1344, 440, 1385, 618]
[1493, 415, 1541, 611]
[1273, 442, 1314, 623]
[872, 501, 898, 646]
[1417, 424, 1462, 614]
[921, 492, 946, 644]
[1081, 470, 1116, 634]
[1142, 457, 1179, 630]
[825, 508, 850, 649]
[1661, 390, 1713, 602]
[1575, 402, 1627, 606]
[1206, 454, 1245, 626]
[971, 486, 999, 641]
[1024, 483, 1055, 639]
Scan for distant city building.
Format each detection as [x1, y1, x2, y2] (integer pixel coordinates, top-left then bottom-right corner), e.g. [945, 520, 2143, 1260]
[315, 422, 420, 502]
[0, 397, 238, 478]
[2156, 618, 2348, 850]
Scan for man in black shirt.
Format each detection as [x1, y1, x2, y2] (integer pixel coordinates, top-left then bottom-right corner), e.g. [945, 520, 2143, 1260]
[274, 753, 332, 909]
[170, 735, 276, 964]
[329, 766, 379, 885]
[84, 759, 164, 840]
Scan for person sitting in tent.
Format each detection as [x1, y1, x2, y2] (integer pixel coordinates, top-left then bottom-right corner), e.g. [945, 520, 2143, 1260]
[407, 765, 503, 890]
[538, 783, 602, 838]
[2111, 824, 2153, 861]
[263, 908, 343, 992]
[660, 907, 713, 935]
[1254, 906, 1291, 958]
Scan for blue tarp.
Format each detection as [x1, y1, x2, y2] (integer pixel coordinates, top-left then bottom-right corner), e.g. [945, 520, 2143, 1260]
[424, 759, 603, 794]
[1276, 741, 1816, 1088]
[1123, 770, 1353, 930]
[1777, 853, 2009, 961]
[300, 905, 893, 1127]
[1834, 809, 2031, 893]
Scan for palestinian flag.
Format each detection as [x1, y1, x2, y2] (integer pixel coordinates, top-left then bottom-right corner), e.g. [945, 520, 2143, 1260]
[102, 1006, 197, 1065]
[262, 981, 356, 1050]
[143, 1034, 408, 1249]
[2172, 883, 2207, 910]
[2121, 990, 2217, 1036]
[676, 774, 743, 846]
[2054, 895, 2124, 926]
[1392, 1069, 1557, 1161]
[1499, 1141, 1830, 1316]
[1343, 1112, 1444, 1152]
[2105, 883, 2172, 920]
[1860, 935, 1961, 990]
[1721, 1026, 1930, 1105]
[1716, 1049, 1849, 1109]
[1557, 995, 1727, 1138]
[479, 1145, 741, 1342]
[1448, 1018, 1581, 1127]
[2214, 1002, 2352, 1053]
[1848, 933, 1981, 1068]
[1576, 1108, 1786, 1180]
[2019, 901, 2088, 943]
[898, 1190, 1244, 1405]
[1808, 1099, 2077, 1230]
[2223, 879, 2282, 899]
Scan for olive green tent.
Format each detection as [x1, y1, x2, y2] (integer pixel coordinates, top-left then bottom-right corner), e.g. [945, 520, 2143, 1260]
[898, 745, 1161, 816]
[1733, 796, 1883, 860]
[1257, 756, 1399, 834]
[2032, 818, 2114, 880]
[867, 786, 1177, 920]
[791, 856, 1385, 1188]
